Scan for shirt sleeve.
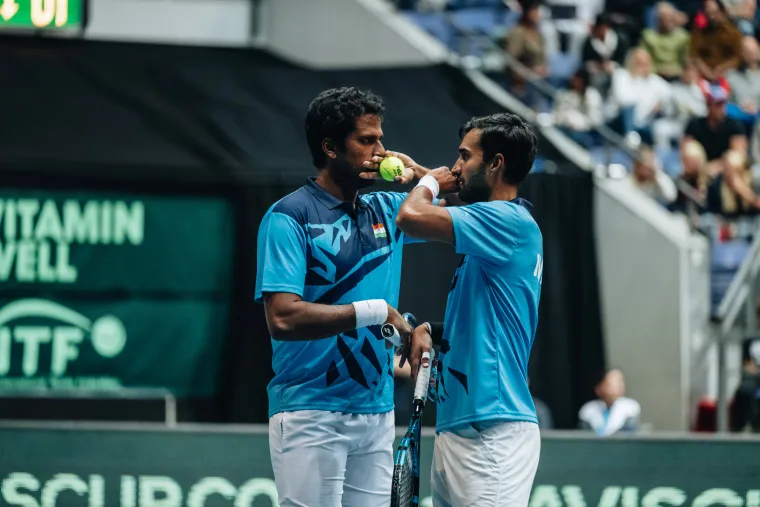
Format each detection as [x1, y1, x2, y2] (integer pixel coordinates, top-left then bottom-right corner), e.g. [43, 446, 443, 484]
[373, 191, 438, 245]
[254, 211, 307, 303]
[445, 201, 520, 264]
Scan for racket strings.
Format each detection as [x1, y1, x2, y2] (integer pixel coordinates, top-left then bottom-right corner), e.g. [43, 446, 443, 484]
[392, 450, 415, 506]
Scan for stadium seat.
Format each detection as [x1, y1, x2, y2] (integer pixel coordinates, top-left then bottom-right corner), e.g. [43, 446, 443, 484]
[711, 240, 752, 316]
[655, 146, 682, 179]
[404, 11, 457, 48]
[547, 52, 580, 86]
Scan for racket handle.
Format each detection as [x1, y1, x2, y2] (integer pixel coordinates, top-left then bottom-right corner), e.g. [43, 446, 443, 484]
[414, 349, 435, 402]
[380, 313, 417, 348]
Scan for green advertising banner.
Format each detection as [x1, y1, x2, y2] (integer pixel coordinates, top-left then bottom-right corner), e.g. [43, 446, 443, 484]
[0, 299, 228, 396]
[0, 190, 235, 396]
[1, 424, 760, 507]
[0, 0, 84, 31]
[0, 192, 234, 293]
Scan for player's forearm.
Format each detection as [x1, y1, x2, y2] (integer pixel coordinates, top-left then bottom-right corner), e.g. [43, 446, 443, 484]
[268, 301, 357, 341]
[264, 293, 387, 341]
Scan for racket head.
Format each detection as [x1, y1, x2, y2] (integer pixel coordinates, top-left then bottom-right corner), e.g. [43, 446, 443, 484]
[391, 418, 421, 507]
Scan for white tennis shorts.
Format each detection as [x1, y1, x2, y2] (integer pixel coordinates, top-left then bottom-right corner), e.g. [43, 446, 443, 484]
[431, 420, 540, 507]
[269, 409, 395, 507]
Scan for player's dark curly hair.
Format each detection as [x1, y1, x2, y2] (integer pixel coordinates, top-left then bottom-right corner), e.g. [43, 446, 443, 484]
[459, 113, 538, 185]
[305, 87, 385, 169]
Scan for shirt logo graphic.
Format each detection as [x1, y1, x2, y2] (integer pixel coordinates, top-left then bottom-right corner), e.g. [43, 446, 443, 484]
[307, 218, 352, 283]
[372, 223, 387, 239]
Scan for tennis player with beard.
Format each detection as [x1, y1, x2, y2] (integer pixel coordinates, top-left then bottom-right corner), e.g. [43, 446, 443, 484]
[395, 113, 544, 507]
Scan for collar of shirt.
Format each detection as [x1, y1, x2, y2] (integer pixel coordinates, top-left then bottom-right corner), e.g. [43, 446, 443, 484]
[304, 177, 367, 211]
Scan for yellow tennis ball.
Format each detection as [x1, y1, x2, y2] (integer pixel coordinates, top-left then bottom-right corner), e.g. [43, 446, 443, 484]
[379, 156, 405, 182]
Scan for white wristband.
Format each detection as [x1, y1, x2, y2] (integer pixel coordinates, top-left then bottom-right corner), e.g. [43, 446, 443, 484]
[416, 175, 440, 199]
[352, 299, 388, 329]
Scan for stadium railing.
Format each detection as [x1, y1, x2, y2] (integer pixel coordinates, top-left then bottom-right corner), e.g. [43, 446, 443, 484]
[0, 387, 178, 426]
[713, 222, 760, 431]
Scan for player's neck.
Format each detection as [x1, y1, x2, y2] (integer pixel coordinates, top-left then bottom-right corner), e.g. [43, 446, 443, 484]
[315, 171, 359, 207]
[489, 183, 518, 202]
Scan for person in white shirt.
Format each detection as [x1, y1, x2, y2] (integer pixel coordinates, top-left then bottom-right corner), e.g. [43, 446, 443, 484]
[553, 68, 605, 146]
[578, 368, 641, 436]
[609, 48, 673, 144]
[627, 146, 678, 205]
[652, 63, 707, 149]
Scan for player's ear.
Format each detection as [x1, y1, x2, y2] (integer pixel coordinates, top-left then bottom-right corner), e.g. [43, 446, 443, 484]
[323, 139, 338, 160]
[491, 154, 504, 173]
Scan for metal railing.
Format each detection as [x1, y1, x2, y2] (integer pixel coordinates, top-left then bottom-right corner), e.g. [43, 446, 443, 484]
[712, 223, 760, 432]
[0, 387, 178, 427]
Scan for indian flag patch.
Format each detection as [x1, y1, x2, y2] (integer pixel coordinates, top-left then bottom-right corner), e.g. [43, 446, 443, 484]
[372, 223, 387, 239]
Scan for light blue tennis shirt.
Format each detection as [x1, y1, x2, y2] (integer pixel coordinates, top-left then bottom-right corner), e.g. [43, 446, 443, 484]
[435, 198, 543, 432]
[255, 178, 421, 418]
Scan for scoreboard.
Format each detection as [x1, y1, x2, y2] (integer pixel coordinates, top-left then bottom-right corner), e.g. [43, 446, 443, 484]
[0, 0, 84, 31]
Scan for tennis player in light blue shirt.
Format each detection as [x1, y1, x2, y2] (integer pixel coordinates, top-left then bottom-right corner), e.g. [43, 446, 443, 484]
[396, 113, 543, 507]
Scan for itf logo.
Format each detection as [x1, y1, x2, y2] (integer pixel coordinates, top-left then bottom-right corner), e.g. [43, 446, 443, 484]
[0, 299, 126, 385]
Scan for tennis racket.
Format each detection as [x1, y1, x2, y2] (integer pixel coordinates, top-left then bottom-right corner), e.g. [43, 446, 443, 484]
[384, 318, 435, 507]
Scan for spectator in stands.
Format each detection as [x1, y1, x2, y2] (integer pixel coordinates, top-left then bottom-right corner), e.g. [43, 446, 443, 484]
[578, 368, 641, 436]
[683, 85, 760, 212]
[604, 0, 648, 47]
[506, 0, 548, 110]
[723, 0, 758, 35]
[640, 2, 691, 81]
[552, 68, 604, 146]
[671, 139, 710, 212]
[730, 337, 760, 432]
[626, 146, 679, 204]
[609, 48, 673, 145]
[689, 0, 743, 81]
[653, 62, 707, 148]
[533, 396, 555, 429]
[726, 36, 760, 125]
[683, 84, 746, 166]
[507, 0, 548, 77]
[582, 13, 631, 93]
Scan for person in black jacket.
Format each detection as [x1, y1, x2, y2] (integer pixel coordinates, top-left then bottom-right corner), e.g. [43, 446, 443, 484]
[730, 337, 760, 432]
[582, 14, 632, 94]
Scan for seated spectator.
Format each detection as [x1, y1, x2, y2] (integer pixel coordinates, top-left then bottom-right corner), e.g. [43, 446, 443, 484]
[582, 13, 631, 93]
[723, 0, 757, 35]
[604, 0, 646, 47]
[652, 63, 707, 148]
[726, 36, 760, 126]
[730, 337, 760, 433]
[506, 0, 548, 77]
[552, 68, 604, 146]
[534, 396, 555, 429]
[626, 146, 679, 204]
[689, 0, 743, 81]
[609, 48, 673, 144]
[683, 84, 746, 168]
[578, 368, 641, 436]
[640, 2, 691, 81]
[671, 139, 711, 213]
[682, 85, 760, 212]
[506, 0, 548, 110]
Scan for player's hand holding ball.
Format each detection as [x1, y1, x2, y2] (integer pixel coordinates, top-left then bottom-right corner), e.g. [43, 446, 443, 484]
[361, 151, 417, 184]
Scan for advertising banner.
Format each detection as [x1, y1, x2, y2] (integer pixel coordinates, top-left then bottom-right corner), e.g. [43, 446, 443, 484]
[0, 191, 234, 396]
[1, 425, 759, 507]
